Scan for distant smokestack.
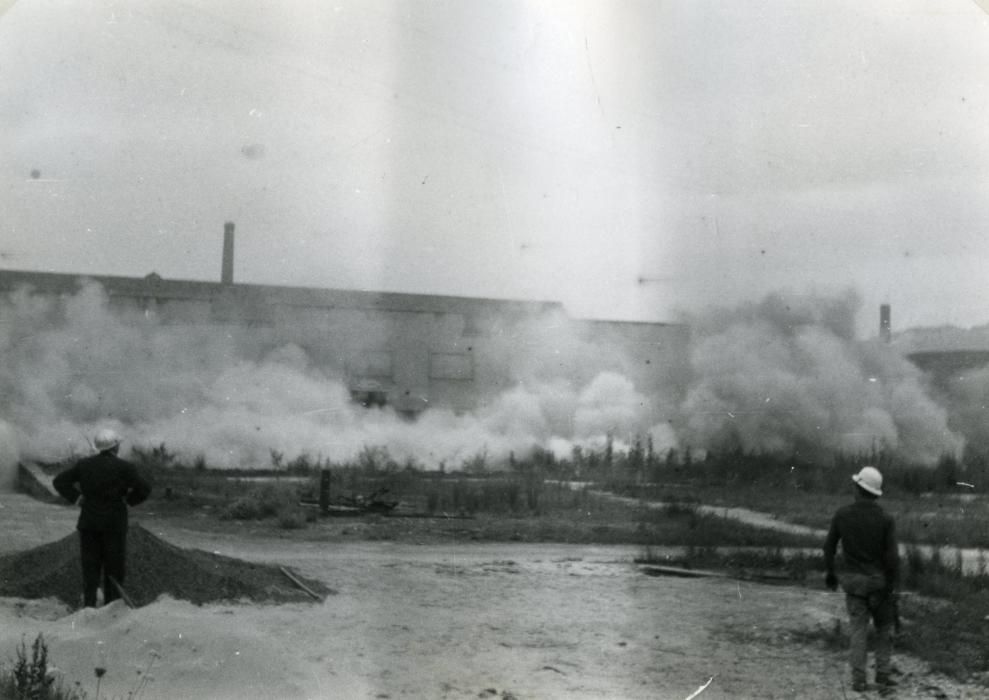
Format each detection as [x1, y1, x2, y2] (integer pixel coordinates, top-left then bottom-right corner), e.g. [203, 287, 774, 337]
[880, 304, 891, 343]
[222, 222, 235, 285]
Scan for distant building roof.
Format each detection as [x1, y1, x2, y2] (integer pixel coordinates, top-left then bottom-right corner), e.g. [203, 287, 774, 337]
[892, 325, 989, 355]
[0, 268, 565, 317]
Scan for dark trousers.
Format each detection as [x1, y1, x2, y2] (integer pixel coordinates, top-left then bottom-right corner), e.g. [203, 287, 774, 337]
[79, 529, 127, 607]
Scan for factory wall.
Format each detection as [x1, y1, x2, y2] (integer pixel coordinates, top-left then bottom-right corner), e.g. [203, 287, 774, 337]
[0, 268, 689, 417]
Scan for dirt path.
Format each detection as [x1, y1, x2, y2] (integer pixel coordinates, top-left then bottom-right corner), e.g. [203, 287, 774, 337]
[0, 493, 982, 699]
[583, 488, 827, 538]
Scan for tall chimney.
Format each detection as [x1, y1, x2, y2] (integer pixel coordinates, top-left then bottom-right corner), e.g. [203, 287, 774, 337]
[222, 222, 235, 284]
[879, 303, 891, 343]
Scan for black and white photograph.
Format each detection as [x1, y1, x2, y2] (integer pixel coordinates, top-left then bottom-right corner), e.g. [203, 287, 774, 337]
[2, 1, 989, 698]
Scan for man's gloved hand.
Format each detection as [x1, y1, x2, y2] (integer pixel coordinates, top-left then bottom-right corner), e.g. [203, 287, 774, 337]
[825, 572, 838, 591]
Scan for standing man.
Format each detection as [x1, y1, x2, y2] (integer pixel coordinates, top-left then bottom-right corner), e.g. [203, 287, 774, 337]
[53, 428, 152, 607]
[823, 465, 899, 693]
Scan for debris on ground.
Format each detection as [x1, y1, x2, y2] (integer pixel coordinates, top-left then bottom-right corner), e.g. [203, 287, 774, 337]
[0, 524, 331, 610]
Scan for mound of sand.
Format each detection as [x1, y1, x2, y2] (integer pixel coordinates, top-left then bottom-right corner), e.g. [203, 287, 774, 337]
[0, 525, 330, 609]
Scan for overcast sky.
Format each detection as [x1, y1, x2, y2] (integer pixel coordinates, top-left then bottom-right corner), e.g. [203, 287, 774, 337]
[2, 0, 989, 338]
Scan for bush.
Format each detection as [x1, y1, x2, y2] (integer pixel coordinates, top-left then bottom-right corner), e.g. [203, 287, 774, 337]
[277, 508, 308, 530]
[220, 484, 294, 521]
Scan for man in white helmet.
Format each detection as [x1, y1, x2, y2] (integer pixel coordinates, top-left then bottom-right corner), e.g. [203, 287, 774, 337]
[823, 465, 900, 693]
[53, 428, 152, 607]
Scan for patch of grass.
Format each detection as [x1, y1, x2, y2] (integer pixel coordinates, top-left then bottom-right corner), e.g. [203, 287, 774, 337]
[627, 482, 989, 550]
[637, 544, 825, 583]
[788, 618, 847, 652]
[893, 498, 989, 549]
[220, 484, 303, 524]
[0, 634, 86, 700]
[634, 505, 821, 550]
[900, 590, 989, 681]
[894, 544, 989, 682]
[647, 540, 989, 686]
[276, 507, 314, 530]
[410, 475, 609, 517]
[113, 442, 989, 547]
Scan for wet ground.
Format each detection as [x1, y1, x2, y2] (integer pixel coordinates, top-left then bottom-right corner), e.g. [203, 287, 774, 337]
[0, 492, 983, 699]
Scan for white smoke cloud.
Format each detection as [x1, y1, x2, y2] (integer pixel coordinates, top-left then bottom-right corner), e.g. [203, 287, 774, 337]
[679, 290, 965, 465]
[0, 282, 668, 472]
[573, 372, 652, 440]
[942, 367, 989, 456]
[0, 281, 972, 475]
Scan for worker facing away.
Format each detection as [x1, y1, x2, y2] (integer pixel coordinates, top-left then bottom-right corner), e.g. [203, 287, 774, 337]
[53, 428, 152, 607]
[823, 466, 900, 693]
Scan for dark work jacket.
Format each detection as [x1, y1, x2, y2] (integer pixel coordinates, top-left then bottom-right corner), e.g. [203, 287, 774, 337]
[823, 499, 899, 591]
[53, 451, 151, 532]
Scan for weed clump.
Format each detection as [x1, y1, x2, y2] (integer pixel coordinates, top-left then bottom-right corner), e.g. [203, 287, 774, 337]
[219, 485, 286, 520]
[218, 483, 315, 528]
[0, 634, 84, 700]
[895, 544, 989, 681]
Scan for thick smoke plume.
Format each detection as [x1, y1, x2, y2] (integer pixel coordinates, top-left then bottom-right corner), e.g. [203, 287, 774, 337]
[943, 367, 989, 457]
[678, 291, 964, 465]
[0, 283, 663, 476]
[895, 323, 989, 458]
[0, 283, 971, 480]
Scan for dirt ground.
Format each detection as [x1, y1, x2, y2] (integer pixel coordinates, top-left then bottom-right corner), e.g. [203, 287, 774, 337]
[0, 492, 983, 700]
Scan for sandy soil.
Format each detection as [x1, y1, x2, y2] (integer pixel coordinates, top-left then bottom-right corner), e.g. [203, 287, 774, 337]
[0, 493, 983, 699]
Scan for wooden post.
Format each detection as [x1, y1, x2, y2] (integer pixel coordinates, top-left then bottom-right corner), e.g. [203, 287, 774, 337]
[319, 469, 330, 515]
[280, 566, 323, 601]
[107, 575, 136, 608]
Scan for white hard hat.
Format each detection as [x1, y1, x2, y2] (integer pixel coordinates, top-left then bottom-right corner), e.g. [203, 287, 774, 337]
[852, 466, 883, 496]
[93, 428, 121, 452]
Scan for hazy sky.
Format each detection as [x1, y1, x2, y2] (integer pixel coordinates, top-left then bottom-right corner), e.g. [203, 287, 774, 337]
[3, 0, 989, 338]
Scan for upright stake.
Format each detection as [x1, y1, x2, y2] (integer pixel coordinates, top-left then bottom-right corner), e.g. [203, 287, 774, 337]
[319, 469, 331, 515]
